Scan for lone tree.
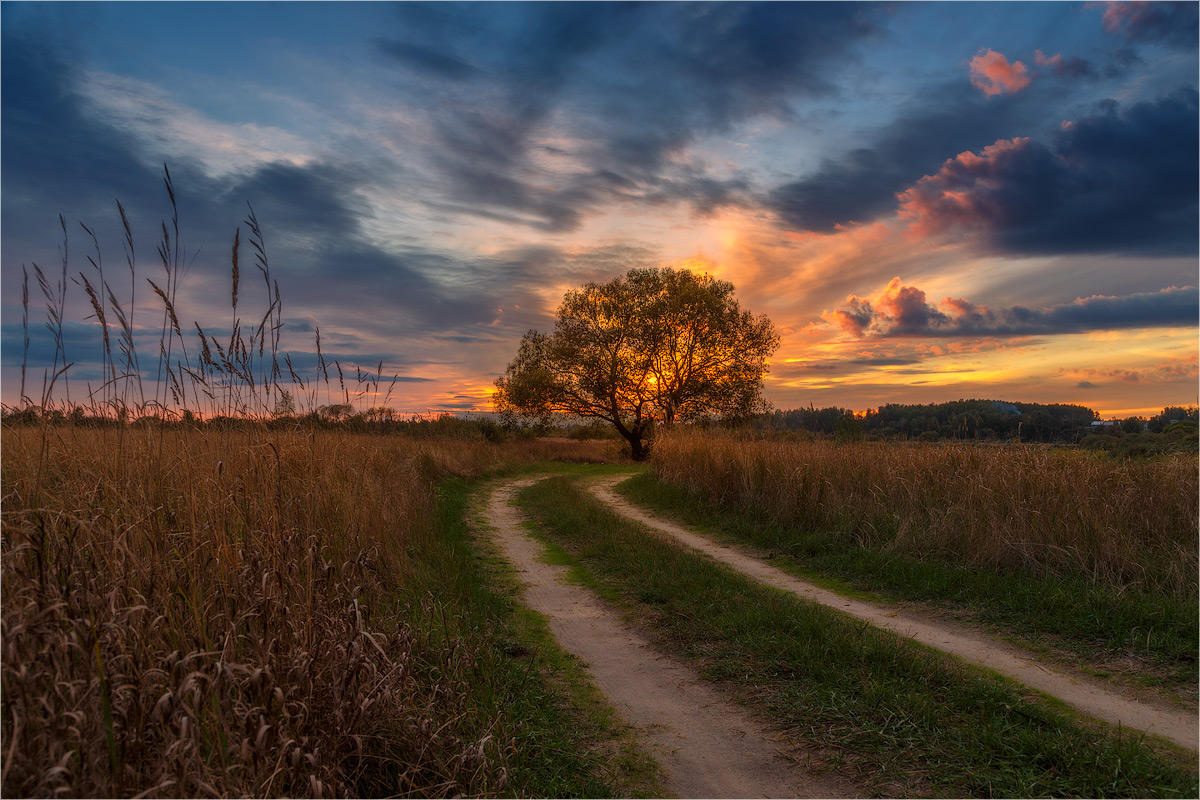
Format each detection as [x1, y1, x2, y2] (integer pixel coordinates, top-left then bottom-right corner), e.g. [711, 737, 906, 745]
[493, 267, 779, 459]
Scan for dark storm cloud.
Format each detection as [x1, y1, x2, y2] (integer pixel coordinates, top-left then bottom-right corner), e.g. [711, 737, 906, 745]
[1, 320, 113, 382]
[1033, 50, 1097, 80]
[640, 169, 753, 216]
[1099, 1, 1199, 49]
[0, 23, 516, 348]
[825, 280, 1197, 339]
[220, 163, 369, 240]
[383, 2, 882, 232]
[899, 89, 1199, 256]
[0, 26, 197, 248]
[766, 80, 1041, 232]
[1103, 46, 1144, 78]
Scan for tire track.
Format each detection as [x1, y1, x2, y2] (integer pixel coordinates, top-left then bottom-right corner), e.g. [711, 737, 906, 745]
[485, 477, 859, 799]
[587, 474, 1199, 753]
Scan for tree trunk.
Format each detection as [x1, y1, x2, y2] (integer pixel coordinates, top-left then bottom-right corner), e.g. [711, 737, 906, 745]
[628, 435, 648, 461]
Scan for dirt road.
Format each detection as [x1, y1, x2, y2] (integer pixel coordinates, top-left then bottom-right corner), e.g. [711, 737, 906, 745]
[485, 477, 859, 799]
[587, 474, 1199, 753]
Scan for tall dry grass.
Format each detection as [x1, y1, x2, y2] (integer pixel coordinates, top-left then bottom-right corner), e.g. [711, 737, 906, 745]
[3, 167, 633, 797]
[1, 425, 519, 797]
[651, 429, 1199, 601]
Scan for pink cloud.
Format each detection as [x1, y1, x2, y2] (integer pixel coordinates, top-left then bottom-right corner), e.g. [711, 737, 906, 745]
[821, 277, 952, 338]
[896, 137, 1035, 237]
[821, 279, 1197, 340]
[823, 295, 875, 337]
[1034, 50, 1062, 69]
[874, 278, 943, 332]
[969, 49, 1031, 96]
[1100, 1, 1168, 37]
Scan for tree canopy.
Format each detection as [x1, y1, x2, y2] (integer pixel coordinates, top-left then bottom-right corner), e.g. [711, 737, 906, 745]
[493, 267, 779, 459]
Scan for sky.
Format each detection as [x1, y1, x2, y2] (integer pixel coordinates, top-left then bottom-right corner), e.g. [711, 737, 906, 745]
[2, 0, 1197, 419]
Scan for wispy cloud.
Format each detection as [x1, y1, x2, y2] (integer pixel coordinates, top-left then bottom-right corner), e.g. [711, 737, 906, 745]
[378, 2, 883, 232]
[79, 71, 320, 177]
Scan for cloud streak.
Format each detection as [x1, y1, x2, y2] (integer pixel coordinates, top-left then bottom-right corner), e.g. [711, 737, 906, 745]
[379, 2, 882, 232]
[823, 278, 1197, 338]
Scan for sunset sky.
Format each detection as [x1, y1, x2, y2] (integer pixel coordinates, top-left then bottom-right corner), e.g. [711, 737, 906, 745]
[3, 1, 1197, 418]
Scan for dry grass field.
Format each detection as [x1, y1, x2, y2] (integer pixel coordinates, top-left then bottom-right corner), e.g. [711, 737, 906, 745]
[0, 424, 618, 797]
[650, 428, 1199, 601]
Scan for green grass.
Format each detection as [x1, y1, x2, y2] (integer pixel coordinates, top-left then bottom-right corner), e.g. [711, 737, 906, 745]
[519, 475, 1198, 798]
[617, 471, 1199, 695]
[390, 475, 664, 798]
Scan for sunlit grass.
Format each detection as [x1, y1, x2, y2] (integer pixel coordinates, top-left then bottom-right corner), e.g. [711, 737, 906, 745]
[650, 429, 1198, 601]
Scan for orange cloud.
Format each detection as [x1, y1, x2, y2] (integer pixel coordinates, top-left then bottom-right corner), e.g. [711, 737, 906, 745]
[969, 49, 1031, 96]
[896, 137, 1032, 237]
[820, 277, 951, 337]
[1064, 356, 1200, 386]
[819, 276, 1198, 341]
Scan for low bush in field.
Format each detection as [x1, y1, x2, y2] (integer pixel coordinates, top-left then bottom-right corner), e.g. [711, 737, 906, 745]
[1, 426, 519, 797]
[650, 429, 1198, 601]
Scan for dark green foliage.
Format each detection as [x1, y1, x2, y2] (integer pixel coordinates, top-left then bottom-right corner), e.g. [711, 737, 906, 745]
[757, 399, 1200, 446]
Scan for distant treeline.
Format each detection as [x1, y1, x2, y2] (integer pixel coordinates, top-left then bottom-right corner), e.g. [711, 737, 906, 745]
[757, 399, 1199, 444]
[0, 403, 518, 442]
[4, 398, 1197, 455]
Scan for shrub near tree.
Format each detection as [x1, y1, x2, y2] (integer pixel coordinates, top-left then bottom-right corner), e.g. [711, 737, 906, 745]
[494, 267, 779, 459]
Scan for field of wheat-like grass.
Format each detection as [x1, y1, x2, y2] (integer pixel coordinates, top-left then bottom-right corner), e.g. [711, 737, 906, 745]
[651, 429, 1199, 601]
[0, 425, 544, 797]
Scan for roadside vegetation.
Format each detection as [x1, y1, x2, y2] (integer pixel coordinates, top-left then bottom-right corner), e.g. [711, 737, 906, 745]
[3, 168, 647, 797]
[625, 428, 1198, 694]
[518, 475, 1198, 798]
[1, 425, 638, 797]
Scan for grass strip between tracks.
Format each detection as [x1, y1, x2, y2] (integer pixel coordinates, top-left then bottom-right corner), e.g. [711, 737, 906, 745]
[517, 475, 1198, 798]
[616, 471, 1199, 695]
[393, 474, 663, 798]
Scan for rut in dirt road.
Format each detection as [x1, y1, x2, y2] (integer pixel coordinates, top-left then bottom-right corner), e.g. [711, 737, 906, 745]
[485, 477, 860, 799]
[587, 474, 1200, 753]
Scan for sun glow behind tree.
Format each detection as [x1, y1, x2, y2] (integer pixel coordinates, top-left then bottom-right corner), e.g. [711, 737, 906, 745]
[493, 267, 779, 459]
